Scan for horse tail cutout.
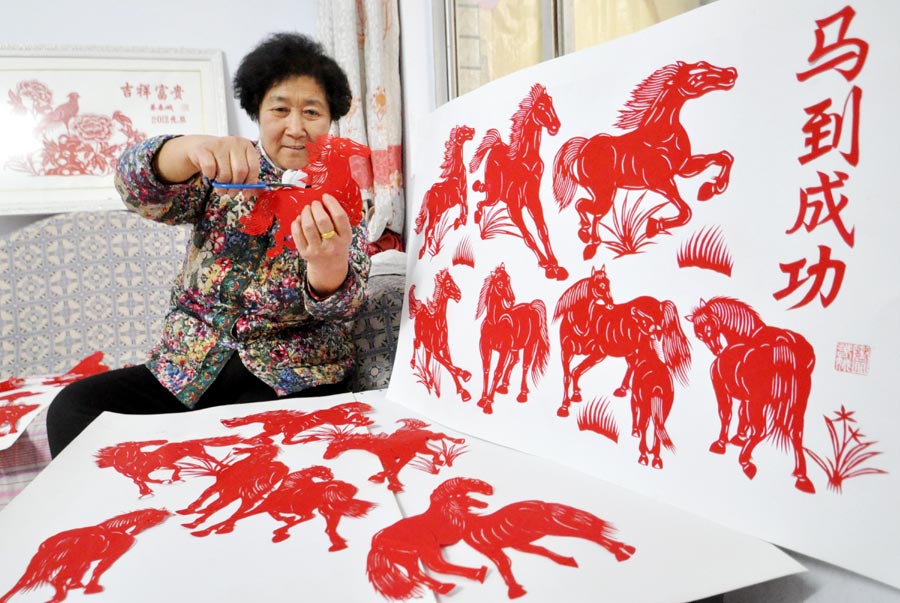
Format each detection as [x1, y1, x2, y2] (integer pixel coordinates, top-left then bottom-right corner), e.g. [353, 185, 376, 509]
[651, 393, 676, 453]
[367, 546, 422, 600]
[414, 196, 428, 234]
[468, 128, 501, 174]
[531, 301, 551, 383]
[660, 300, 692, 387]
[552, 136, 587, 209]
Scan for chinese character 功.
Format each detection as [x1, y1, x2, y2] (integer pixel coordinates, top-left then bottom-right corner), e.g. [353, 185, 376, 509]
[774, 245, 846, 309]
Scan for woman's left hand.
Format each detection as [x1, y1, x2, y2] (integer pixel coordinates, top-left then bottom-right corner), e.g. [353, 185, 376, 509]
[292, 194, 353, 299]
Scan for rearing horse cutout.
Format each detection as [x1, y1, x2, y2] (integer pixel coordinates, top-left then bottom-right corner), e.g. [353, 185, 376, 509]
[415, 125, 475, 259]
[409, 269, 472, 402]
[553, 61, 737, 259]
[469, 83, 568, 280]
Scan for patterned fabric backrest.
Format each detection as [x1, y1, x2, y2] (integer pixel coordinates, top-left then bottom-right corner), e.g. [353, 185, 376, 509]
[0, 210, 190, 377]
[0, 210, 404, 391]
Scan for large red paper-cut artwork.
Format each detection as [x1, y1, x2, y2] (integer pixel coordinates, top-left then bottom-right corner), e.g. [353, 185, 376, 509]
[5, 80, 147, 177]
[686, 296, 816, 492]
[320, 418, 467, 492]
[0, 508, 169, 603]
[220, 401, 374, 444]
[476, 263, 550, 414]
[95, 435, 244, 497]
[469, 83, 568, 281]
[552, 61, 736, 259]
[415, 125, 475, 259]
[239, 134, 371, 257]
[367, 477, 635, 600]
[408, 269, 473, 402]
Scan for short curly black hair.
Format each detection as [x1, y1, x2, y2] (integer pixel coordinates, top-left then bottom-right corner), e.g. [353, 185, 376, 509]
[233, 32, 352, 122]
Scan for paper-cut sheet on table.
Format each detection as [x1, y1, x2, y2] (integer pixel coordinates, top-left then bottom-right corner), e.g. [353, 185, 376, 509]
[0, 352, 111, 450]
[389, 0, 900, 591]
[0, 390, 801, 602]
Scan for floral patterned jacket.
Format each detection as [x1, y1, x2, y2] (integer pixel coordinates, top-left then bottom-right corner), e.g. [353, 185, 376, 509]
[115, 135, 370, 407]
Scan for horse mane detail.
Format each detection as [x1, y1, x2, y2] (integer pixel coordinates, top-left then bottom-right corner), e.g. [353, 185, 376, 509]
[439, 126, 465, 178]
[553, 275, 594, 321]
[615, 62, 682, 131]
[508, 83, 546, 159]
[696, 296, 764, 338]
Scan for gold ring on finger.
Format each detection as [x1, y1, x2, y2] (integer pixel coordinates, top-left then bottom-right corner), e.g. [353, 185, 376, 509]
[321, 230, 337, 240]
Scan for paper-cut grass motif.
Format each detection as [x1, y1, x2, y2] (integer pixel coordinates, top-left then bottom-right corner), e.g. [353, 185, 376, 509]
[577, 397, 620, 443]
[452, 235, 475, 268]
[598, 192, 665, 257]
[805, 405, 887, 493]
[0, 508, 169, 603]
[366, 477, 635, 600]
[677, 225, 734, 276]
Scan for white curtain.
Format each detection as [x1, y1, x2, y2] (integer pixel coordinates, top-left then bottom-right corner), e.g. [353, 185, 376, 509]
[317, 0, 404, 244]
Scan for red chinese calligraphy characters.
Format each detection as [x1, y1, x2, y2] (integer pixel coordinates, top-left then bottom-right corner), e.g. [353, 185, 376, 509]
[781, 5, 868, 309]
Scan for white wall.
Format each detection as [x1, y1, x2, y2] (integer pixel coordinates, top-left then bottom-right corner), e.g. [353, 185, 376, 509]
[0, 0, 316, 237]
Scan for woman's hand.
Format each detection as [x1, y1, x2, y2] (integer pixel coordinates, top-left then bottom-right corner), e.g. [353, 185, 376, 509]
[154, 135, 260, 186]
[292, 194, 353, 299]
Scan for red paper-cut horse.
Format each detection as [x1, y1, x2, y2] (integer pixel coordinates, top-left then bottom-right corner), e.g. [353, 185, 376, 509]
[220, 401, 373, 444]
[366, 477, 635, 601]
[553, 266, 691, 420]
[321, 418, 466, 492]
[178, 437, 288, 536]
[218, 464, 375, 550]
[415, 124, 475, 259]
[95, 434, 243, 497]
[408, 269, 472, 402]
[240, 134, 370, 257]
[475, 263, 550, 414]
[553, 61, 737, 259]
[469, 83, 568, 280]
[0, 508, 169, 603]
[686, 296, 816, 493]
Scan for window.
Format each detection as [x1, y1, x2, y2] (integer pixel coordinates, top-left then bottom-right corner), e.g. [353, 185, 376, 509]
[438, 0, 713, 101]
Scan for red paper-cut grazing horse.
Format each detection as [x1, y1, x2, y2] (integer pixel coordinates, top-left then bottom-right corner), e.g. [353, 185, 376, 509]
[366, 477, 635, 601]
[409, 269, 472, 402]
[178, 437, 289, 536]
[240, 134, 370, 257]
[322, 418, 466, 492]
[95, 435, 243, 497]
[475, 263, 550, 414]
[220, 464, 375, 550]
[553, 267, 691, 421]
[0, 508, 169, 603]
[686, 297, 816, 493]
[415, 124, 475, 259]
[220, 401, 374, 444]
[553, 61, 737, 259]
[469, 83, 568, 280]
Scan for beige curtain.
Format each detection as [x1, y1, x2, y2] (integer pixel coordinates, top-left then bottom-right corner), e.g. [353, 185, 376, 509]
[568, 0, 701, 51]
[317, 0, 404, 244]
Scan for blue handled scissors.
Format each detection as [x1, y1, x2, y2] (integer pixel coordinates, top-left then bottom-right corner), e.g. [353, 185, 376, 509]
[210, 181, 299, 190]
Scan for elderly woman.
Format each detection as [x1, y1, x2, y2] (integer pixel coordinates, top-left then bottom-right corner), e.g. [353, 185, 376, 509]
[47, 33, 370, 456]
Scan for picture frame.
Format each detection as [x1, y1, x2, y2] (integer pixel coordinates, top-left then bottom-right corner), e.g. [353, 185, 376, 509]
[0, 45, 229, 215]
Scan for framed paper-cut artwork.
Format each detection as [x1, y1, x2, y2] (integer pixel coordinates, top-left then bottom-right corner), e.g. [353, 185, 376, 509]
[0, 45, 228, 214]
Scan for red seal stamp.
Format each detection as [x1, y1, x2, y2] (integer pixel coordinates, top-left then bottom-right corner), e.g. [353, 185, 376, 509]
[834, 342, 870, 375]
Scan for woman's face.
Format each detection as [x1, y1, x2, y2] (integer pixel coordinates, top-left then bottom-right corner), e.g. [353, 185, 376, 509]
[258, 75, 332, 170]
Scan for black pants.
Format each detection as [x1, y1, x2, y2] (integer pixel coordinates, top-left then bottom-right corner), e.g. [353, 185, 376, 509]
[46, 353, 349, 457]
